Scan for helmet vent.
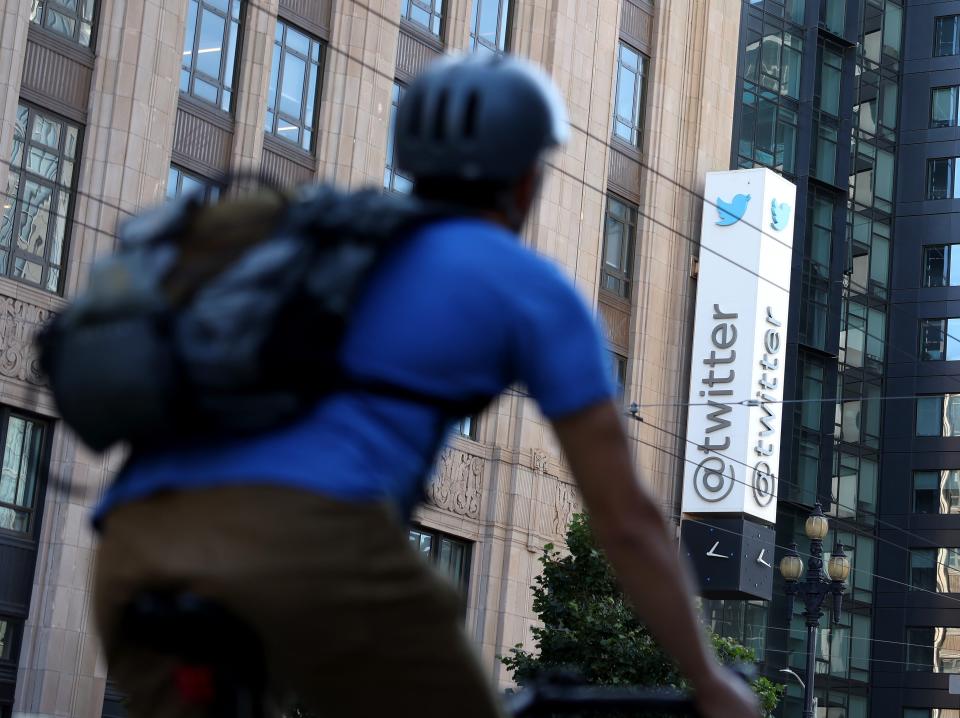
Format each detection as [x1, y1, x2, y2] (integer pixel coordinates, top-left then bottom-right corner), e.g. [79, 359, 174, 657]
[463, 91, 479, 139]
[432, 89, 449, 141]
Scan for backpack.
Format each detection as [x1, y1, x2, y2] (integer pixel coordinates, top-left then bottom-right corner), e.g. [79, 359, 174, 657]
[36, 181, 454, 453]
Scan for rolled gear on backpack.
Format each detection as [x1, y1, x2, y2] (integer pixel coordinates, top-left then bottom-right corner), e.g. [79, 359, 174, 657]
[36, 183, 451, 453]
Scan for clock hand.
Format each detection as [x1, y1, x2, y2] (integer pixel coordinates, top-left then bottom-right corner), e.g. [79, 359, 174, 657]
[706, 541, 729, 559]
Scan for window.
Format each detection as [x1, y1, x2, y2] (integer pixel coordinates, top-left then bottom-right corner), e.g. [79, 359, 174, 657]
[180, 0, 242, 112]
[408, 527, 471, 591]
[265, 22, 323, 152]
[470, 0, 510, 55]
[914, 470, 960, 514]
[166, 165, 220, 202]
[1, 104, 79, 293]
[0, 618, 12, 661]
[738, 89, 798, 173]
[613, 43, 648, 148]
[384, 83, 413, 194]
[905, 710, 960, 718]
[818, 45, 843, 116]
[0, 414, 46, 535]
[831, 530, 875, 603]
[821, 0, 845, 35]
[29, 0, 96, 46]
[401, 0, 443, 37]
[608, 352, 627, 404]
[917, 395, 960, 437]
[600, 195, 637, 298]
[848, 212, 890, 299]
[920, 318, 960, 361]
[935, 16, 960, 57]
[932, 87, 960, 128]
[911, 548, 960, 593]
[907, 627, 960, 672]
[455, 415, 478, 441]
[807, 194, 834, 271]
[742, 24, 804, 100]
[702, 599, 767, 657]
[929, 158, 959, 200]
[830, 453, 878, 526]
[924, 244, 960, 287]
[798, 354, 824, 430]
[813, 117, 838, 183]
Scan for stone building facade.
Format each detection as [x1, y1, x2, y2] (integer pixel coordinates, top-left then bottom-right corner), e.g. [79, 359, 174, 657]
[0, 1, 741, 716]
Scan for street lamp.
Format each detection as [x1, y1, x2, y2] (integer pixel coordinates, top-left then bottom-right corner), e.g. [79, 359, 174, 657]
[779, 503, 850, 718]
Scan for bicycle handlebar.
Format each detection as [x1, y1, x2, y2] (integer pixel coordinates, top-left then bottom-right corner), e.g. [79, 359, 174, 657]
[504, 664, 756, 717]
[505, 683, 696, 716]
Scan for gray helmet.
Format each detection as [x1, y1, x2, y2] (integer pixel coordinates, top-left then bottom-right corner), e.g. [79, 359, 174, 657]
[395, 54, 569, 184]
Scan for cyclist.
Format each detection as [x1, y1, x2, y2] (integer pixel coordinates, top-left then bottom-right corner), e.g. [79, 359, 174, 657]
[92, 55, 760, 718]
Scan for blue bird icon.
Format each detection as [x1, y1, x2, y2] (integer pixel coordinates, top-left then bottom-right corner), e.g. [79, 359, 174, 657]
[715, 194, 751, 226]
[771, 199, 791, 231]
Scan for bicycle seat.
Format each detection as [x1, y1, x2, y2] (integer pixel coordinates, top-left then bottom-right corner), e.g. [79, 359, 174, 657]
[119, 590, 268, 718]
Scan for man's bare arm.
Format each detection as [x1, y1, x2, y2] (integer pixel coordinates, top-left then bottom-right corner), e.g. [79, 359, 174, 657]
[551, 400, 758, 718]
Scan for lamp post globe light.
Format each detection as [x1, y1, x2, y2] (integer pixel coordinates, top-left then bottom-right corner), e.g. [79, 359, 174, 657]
[779, 503, 851, 718]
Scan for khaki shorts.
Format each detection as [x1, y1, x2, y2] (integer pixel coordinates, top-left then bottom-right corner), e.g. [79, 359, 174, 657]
[93, 485, 505, 718]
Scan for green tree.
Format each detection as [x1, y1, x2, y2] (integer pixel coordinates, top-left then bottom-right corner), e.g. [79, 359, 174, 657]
[501, 513, 784, 716]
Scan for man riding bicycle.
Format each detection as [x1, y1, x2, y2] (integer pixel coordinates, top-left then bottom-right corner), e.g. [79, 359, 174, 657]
[91, 55, 760, 718]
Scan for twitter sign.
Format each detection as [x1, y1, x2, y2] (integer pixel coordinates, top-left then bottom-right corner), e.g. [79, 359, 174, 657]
[681, 168, 796, 527]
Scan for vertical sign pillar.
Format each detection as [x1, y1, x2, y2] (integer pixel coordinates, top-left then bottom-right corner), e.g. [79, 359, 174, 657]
[680, 168, 796, 600]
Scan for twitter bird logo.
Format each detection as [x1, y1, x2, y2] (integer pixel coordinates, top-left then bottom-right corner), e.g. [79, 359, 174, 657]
[771, 199, 791, 231]
[716, 194, 751, 226]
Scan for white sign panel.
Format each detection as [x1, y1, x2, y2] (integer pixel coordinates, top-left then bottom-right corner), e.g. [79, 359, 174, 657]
[681, 168, 796, 525]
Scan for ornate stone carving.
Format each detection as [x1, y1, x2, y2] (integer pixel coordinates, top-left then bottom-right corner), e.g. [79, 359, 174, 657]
[426, 448, 484, 519]
[553, 481, 581, 536]
[0, 297, 49, 385]
[533, 449, 548, 475]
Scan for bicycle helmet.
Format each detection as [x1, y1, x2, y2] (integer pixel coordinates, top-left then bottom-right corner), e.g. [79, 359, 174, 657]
[395, 54, 569, 184]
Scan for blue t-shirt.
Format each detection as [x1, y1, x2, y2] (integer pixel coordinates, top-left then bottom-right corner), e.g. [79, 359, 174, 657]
[94, 218, 614, 523]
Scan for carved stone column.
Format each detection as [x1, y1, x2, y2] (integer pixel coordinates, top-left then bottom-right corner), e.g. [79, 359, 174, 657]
[0, 3, 31, 208]
[66, 0, 189, 296]
[231, 0, 280, 171]
[316, 0, 401, 189]
[13, 2, 189, 716]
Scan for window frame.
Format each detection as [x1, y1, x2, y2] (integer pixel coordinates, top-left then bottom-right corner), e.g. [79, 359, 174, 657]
[265, 20, 325, 153]
[470, 0, 512, 55]
[931, 86, 960, 129]
[384, 82, 414, 194]
[928, 157, 958, 200]
[906, 626, 960, 673]
[910, 547, 960, 593]
[29, 0, 98, 48]
[166, 164, 221, 202]
[180, 0, 244, 113]
[600, 194, 638, 299]
[408, 525, 472, 594]
[916, 394, 960, 437]
[934, 15, 960, 58]
[612, 41, 649, 150]
[455, 414, 479, 441]
[608, 351, 628, 404]
[3, 102, 82, 294]
[914, 470, 960, 514]
[0, 616, 20, 664]
[922, 243, 960, 287]
[919, 318, 960, 362]
[0, 409, 50, 539]
[400, 0, 444, 39]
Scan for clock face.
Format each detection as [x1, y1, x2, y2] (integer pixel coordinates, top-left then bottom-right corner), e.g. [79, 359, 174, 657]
[680, 517, 775, 600]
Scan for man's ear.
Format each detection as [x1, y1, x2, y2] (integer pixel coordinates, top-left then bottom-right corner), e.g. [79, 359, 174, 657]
[511, 164, 543, 228]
